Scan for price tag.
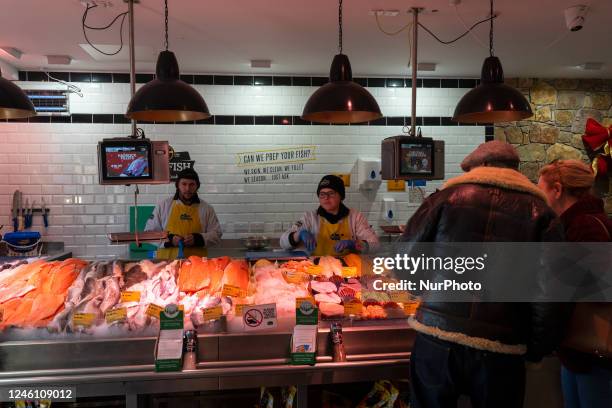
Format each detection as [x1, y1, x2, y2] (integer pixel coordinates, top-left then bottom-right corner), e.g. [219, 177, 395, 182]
[235, 304, 253, 316]
[341, 266, 358, 278]
[306, 265, 323, 276]
[387, 179, 406, 192]
[121, 291, 141, 303]
[344, 300, 363, 316]
[222, 284, 246, 298]
[105, 307, 127, 324]
[73, 313, 95, 327]
[389, 291, 410, 303]
[146, 303, 164, 319]
[202, 305, 223, 321]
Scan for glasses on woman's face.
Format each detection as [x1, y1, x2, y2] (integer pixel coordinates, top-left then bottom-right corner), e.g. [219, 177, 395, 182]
[318, 191, 338, 199]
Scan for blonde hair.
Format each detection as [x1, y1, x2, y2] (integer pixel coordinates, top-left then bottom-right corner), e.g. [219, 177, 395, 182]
[539, 159, 595, 198]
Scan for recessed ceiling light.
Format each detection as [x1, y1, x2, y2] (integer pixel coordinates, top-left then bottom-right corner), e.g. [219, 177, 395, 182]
[47, 55, 72, 65]
[251, 59, 272, 69]
[407, 62, 438, 71]
[577, 62, 603, 70]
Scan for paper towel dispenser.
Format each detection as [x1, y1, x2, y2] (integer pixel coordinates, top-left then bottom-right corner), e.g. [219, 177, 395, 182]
[381, 135, 444, 180]
[357, 158, 381, 190]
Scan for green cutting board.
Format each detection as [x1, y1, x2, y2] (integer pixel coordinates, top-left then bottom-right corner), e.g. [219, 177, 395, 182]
[129, 205, 157, 253]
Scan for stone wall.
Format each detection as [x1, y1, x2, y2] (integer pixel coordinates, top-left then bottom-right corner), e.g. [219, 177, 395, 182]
[494, 78, 612, 215]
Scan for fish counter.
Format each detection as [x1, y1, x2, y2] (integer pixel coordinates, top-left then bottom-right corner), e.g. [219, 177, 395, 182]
[0, 256, 415, 407]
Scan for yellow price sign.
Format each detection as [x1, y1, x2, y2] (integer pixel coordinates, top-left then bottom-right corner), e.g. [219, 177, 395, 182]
[203, 305, 223, 321]
[341, 266, 358, 278]
[335, 174, 351, 187]
[73, 312, 95, 327]
[235, 304, 253, 316]
[222, 284, 246, 298]
[121, 291, 141, 303]
[146, 304, 164, 319]
[105, 307, 127, 324]
[344, 300, 363, 316]
[306, 265, 323, 276]
[387, 180, 406, 192]
[389, 291, 410, 303]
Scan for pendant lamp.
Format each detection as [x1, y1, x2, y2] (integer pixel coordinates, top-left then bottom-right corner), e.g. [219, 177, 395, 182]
[452, 0, 532, 123]
[302, 0, 382, 124]
[0, 69, 36, 119]
[126, 0, 210, 122]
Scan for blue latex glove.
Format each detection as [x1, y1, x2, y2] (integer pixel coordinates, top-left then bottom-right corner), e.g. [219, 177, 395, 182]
[298, 230, 317, 252]
[334, 240, 356, 253]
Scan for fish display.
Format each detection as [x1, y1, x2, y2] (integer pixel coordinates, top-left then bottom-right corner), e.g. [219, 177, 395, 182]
[0, 254, 413, 336]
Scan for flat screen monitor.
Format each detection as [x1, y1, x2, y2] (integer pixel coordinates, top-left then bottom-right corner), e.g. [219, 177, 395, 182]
[399, 140, 434, 176]
[100, 140, 152, 181]
[381, 135, 444, 180]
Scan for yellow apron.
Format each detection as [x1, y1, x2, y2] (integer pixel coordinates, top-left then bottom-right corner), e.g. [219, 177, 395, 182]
[313, 216, 352, 256]
[156, 200, 208, 259]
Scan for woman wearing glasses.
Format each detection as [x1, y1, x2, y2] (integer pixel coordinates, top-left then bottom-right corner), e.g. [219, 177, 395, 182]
[280, 175, 379, 255]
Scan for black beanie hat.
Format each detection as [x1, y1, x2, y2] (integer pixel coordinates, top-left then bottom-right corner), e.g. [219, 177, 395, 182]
[175, 168, 200, 188]
[317, 175, 345, 200]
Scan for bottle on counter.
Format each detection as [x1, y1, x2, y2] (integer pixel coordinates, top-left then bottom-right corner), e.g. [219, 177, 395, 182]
[182, 329, 198, 370]
[330, 322, 347, 362]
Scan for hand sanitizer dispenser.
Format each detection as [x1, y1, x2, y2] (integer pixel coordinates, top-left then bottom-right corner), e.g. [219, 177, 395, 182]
[357, 158, 381, 190]
[383, 198, 395, 223]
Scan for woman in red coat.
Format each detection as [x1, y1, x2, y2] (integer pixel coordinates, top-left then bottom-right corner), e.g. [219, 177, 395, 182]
[538, 159, 612, 408]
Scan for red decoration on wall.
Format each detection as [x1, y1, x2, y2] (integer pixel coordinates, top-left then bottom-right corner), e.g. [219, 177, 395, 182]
[582, 118, 611, 177]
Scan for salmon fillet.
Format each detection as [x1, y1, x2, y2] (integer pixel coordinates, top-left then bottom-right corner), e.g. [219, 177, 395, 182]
[222, 259, 249, 292]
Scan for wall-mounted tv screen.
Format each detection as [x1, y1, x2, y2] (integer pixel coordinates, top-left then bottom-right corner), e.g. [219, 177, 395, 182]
[400, 141, 434, 176]
[98, 138, 170, 185]
[100, 140, 152, 180]
[381, 136, 444, 180]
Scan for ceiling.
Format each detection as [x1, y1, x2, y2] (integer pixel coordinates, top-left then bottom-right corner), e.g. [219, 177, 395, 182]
[1, 0, 610, 78]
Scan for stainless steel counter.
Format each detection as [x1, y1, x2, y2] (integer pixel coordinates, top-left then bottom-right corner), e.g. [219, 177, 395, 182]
[0, 323, 413, 407]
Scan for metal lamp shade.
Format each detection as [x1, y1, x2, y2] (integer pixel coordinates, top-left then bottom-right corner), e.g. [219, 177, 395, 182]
[302, 54, 382, 124]
[126, 51, 210, 122]
[452, 56, 532, 123]
[0, 73, 36, 119]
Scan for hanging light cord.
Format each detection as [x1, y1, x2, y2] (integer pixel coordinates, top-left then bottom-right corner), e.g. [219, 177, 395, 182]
[489, 0, 494, 56]
[417, 13, 497, 45]
[338, 0, 343, 54]
[82, 4, 128, 56]
[44, 72, 83, 98]
[374, 14, 413, 71]
[164, 0, 169, 51]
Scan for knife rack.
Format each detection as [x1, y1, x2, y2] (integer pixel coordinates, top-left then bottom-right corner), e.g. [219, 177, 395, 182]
[14, 208, 50, 213]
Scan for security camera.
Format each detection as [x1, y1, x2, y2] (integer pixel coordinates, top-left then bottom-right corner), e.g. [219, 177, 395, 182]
[565, 5, 588, 32]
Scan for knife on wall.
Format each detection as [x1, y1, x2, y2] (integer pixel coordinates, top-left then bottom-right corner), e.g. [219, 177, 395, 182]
[17, 191, 24, 231]
[12, 190, 19, 231]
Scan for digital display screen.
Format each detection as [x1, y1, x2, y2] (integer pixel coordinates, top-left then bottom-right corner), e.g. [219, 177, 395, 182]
[400, 143, 433, 175]
[101, 142, 152, 180]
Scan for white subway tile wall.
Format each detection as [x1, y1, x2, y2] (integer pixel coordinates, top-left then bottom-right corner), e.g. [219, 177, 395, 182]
[0, 81, 485, 258]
